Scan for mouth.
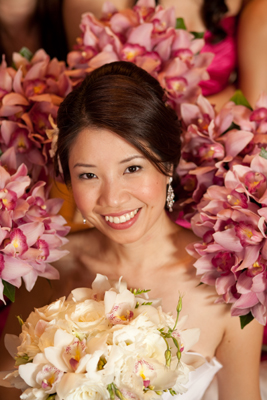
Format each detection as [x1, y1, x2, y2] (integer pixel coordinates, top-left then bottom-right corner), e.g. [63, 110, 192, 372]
[102, 208, 141, 230]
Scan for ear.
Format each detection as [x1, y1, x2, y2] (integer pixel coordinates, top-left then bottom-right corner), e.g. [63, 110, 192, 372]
[166, 164, 174, 184]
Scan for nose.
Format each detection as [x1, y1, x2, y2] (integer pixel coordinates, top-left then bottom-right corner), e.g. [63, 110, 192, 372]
[97, 178, 130, 208]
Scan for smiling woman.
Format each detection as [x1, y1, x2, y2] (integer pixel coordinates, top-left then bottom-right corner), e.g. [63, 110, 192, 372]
[0, 61, 263, 400]
[52, 62, 263, 399]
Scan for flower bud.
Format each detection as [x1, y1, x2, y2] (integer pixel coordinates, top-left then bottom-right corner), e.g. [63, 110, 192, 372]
[165, 349, 172, 367]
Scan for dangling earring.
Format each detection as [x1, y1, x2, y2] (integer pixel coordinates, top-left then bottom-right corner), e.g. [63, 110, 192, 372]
[166, 177, 175, 212]
[83, 218, 87, 224]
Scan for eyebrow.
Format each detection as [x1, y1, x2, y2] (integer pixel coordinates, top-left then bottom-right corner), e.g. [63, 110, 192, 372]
[119, 155, 146, 164]
[73, 155, 145, 168]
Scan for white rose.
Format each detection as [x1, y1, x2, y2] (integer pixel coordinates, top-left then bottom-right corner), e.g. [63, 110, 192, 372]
[66, 300, 108, 333]
[34, 297, 70, 322]
[57, 373, 109, 400]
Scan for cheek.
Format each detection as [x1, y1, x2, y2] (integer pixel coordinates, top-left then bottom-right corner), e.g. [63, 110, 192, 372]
[70, 181, 96, 214]
[136, 176, 167, 204]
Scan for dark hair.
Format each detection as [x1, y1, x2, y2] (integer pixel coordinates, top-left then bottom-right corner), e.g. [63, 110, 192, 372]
[36, 0, 68, 61]
[201, 0, 229, 43]
[56, 61, 181, 185]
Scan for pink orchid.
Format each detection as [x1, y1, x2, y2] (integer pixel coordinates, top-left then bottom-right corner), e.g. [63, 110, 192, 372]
[66, 1, 213, 112]
[0, 164, 69, 302]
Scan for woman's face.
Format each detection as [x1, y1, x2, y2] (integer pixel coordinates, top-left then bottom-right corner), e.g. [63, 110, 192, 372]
[68, 127, 170, 245]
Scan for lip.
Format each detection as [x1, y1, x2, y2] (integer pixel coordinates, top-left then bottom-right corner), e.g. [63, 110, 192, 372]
[102, 208, 141, 230]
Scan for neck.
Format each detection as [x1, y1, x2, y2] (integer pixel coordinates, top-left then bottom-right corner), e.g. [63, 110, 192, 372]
[103, 211, 179, 272]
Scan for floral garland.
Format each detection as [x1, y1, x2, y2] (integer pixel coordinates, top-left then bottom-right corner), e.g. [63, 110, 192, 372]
[0, 50, 71, 302]
[67, 0, 213, 115]
[176, 92, 267, 327]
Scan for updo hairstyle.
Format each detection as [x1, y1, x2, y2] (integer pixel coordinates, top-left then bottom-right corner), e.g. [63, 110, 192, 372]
[55, 61, 181, 185]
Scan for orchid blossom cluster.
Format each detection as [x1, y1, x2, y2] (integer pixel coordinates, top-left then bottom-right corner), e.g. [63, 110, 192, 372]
[0, 274, 201, 400]
[67, 0, 213, 115]
[0, 49, 72, 303]
[0, 48, 72, 182]
[176, 92, 267, 326]
[0, 163, 69, 303]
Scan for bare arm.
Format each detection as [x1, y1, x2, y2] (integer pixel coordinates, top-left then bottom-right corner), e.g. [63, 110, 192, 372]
[63, 0, 135, 50]
[216, 313, 263, 399]
[237, 0, 267, 108]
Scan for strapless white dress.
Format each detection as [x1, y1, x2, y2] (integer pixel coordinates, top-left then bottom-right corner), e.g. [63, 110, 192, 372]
[165, 353, 267, 400]
[162, 353, 222, 400]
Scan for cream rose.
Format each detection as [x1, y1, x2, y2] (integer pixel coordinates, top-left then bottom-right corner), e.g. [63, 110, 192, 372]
[57, 373, 109, 400]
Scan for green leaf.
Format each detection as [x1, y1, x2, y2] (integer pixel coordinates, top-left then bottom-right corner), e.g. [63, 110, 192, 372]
[130, 288, 151, 295]
[15, 353, 31, 366]
[19, 47, 33, 61]
[46, 278, 52, 289]
[3, 280, 16, 302]
[260, 147, 267, 160]
[221, 121, 240, 135]
[47, 395, 57, 400]
[239, 312, 254, 329]
[230, 90, 253, 110]
[190, 31, 204, 39]
[17, 316, 24, 327]
[176, 18, 186, 30]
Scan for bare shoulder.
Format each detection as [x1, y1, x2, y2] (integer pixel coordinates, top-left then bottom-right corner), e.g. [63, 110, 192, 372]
[239, 0, 267, 26]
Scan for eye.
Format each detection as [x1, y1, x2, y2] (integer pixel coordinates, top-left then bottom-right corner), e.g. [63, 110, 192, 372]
[79, 173, 97, 180]
[125, 165, 142, 174]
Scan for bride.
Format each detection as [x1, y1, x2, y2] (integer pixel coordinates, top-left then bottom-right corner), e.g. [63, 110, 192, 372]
[0, 61, 263, 399]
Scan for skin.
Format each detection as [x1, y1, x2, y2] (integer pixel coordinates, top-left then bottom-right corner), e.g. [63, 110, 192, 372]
[237, 0, 267, 108]
[0, 127, 263, 399]
[0, 0, 40, 65]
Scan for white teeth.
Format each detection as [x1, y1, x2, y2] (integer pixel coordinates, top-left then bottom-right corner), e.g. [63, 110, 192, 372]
[105, 209, 139, 224]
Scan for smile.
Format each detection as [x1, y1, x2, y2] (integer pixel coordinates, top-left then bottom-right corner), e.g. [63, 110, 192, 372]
[104, 208, 139, 224]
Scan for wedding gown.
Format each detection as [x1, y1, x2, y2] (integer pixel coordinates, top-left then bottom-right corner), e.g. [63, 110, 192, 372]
[162, 353, 222, 400]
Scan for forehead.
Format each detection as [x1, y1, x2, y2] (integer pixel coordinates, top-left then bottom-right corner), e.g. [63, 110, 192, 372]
[68, 127, 143, 164]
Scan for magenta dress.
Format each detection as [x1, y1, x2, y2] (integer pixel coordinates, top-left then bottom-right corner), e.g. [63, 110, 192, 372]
[199, 16, 237, 96]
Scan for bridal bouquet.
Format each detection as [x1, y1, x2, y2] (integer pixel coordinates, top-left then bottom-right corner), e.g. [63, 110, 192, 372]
[176, 91, 267, 327]
[0, 274, 201, 399]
